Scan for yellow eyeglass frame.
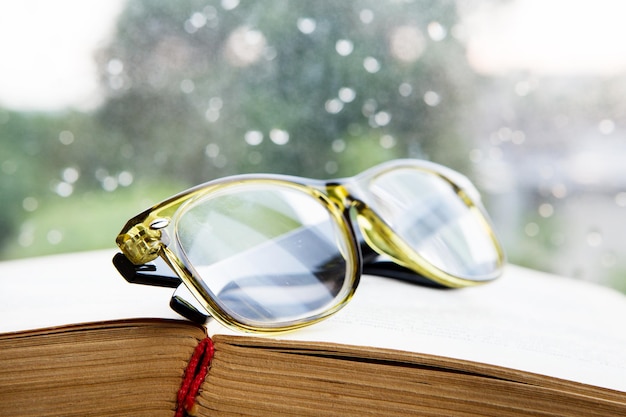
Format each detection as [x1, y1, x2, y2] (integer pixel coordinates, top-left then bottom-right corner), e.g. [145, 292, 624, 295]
[115, 159, 505, 333]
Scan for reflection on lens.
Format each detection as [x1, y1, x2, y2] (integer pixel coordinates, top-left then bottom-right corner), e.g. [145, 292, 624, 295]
[174, 182, 353, 326]
[368, 168, 500, 279]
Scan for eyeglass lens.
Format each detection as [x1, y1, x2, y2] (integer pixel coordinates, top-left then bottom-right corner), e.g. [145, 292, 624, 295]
[174, 183, 354, 327]
[366, 168, 500, 279]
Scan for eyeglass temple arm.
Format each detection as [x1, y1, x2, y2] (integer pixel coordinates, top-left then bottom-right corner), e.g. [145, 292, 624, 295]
[113, 252, 181, 288]
[113, 253, 210, 323]
[359, 240, 449, 289]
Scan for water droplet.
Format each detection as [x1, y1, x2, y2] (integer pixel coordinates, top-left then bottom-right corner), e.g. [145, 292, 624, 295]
[538, 203, 554, 218]
[362, 99, 377, 116]
[269, 129, 289, 145]
[398, 83, 413, 97]
[525, 222, 540, 237]
[205, 143, 220, 158]
[209, 97, 223, 110]
[180, 79, 195, 94]
[107, 59, 124, 75]
[363, 56, 380, 73]
[189, 12, 207, 29]
[423, 91, 441, 106]
[118, 171, 134, 187]
[59, 130, 74, 145]
[47, 230, 63, 245]
[221, 0, 239, 11]
[244, 130, 263, 146]
[225, 26, 266, 66]
[205, 109, 220, 122]
[55, 182, 73, 197]
[336, 39, 354, 56]
[427, 21, 447, 41]
[332, 139, 346, 153]
[22, 197, 38, 212]
[297, 17, 316, 34]
[62, 167, 80, 184]
[373, 111, 391, 127]
[380, 134, 396, 149]
[359, 9, 374, 24]
[338, 87, 356, 103]
[389, 26, 425, 62]
[325, 98, 344, 114]
[325, 161, 338, 174]
[102, 177, 118, 192]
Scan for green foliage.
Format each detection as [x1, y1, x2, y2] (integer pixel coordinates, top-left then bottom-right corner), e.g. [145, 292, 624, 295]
[0, 181, 186, 260]
[1, 0, 477, 259]
[97, 0, 475, 181]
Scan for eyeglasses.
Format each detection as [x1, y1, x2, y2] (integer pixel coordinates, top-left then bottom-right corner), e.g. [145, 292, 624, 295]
[113, 159, 505, 333]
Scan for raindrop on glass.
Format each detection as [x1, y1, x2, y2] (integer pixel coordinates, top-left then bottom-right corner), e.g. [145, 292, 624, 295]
[338, 87, 356, 103]
[332, 139, 346, 153]
[363, 57, 380, 73]
[373, 111, 391, 126]
[180, 79, 195, 94]
[336, 39, 354, 56]
[427, 21, 447, 41]
[107, 59, 124, 75]
[205, 143, 220, 158]
[118, 171, 134, 187]
[325, 98, 344, 114]
[22, 197, 38, 212]
[47, 230, 63, 245]
[423, 91, 441, 106]
[244, 130, 263, 146]
[297, 17, 316, 34]
[59, 131, 74, 145]
[538, 203, 554, 218]
[398, 83, 413, 97]
[380, 134, 396, 149]
[359, 9, 374, 24]
[525, 222, 540, 237]
[62, 167, 80, 184]
[221, 0, 239, 11]
[269, 129, 289, 145]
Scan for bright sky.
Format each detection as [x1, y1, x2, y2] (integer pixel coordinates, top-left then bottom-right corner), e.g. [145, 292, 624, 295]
[0, 0, 126, 111]
[1, 0, 626, 111]
[465, 0, 626, 76]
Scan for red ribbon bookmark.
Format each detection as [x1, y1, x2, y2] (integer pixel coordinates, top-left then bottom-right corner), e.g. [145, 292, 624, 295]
[175, 337, 215, 417]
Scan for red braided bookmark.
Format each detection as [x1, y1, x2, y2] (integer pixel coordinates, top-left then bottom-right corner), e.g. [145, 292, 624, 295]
[175, 337, 215, 417]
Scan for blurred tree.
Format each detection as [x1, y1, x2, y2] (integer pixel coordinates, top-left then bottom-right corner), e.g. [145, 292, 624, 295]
[96, 0, 477, 183]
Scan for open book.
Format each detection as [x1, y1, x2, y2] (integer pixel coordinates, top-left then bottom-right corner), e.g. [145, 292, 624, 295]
[1, 250, 625, 416]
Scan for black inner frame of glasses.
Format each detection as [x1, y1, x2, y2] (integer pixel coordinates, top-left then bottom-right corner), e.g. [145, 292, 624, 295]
[113, 239, 448, 325]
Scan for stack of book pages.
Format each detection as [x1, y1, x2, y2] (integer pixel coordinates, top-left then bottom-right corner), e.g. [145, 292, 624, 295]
[1, 250, 625, 416]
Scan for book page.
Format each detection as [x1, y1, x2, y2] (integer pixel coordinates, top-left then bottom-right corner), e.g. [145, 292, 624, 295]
[0, 250, 180, 334]
[209, 265, 626, 392]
